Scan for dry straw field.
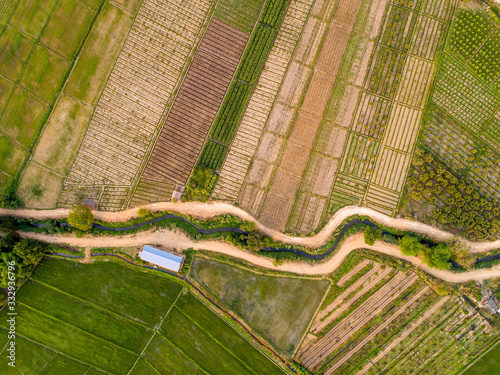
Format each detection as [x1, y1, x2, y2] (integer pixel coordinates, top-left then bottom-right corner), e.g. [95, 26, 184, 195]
[5, 0, 489, 241]
[211, 0, 455, 233]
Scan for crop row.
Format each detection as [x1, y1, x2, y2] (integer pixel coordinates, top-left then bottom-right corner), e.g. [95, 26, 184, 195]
[381, 5, 417, 53]
[211, 0, 315, 202]
[360, 295, 495, 375]
[63, 0, 211, 192]
[236, 25, 277, 85]
[326, 286, 435, 375]
[199, 140, 227, 171]
[432, 53, 499, 134]
[448, 9, 498, 61]
[0, 0, 16, 27]
[300, 272, 418, 370]
[196, 0, 291, 175]
[208, 81, 251, 145]
[469, 29, 500, 84]
[260, 0, 290, 28]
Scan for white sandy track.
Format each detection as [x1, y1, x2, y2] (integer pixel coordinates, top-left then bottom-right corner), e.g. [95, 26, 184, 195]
[3, 202, 500, 282]
[2, 202, 500, 252]
[18, 230, 500, 283]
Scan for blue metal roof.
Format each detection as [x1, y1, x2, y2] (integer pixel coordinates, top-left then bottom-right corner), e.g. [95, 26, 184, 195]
[140, 245, 183, 272]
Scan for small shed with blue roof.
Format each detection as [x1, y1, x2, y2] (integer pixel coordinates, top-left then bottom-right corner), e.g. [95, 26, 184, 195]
[139, 245, 184, 272]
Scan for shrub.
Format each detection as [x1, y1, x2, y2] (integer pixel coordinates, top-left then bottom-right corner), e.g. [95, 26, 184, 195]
[398, 235, 423, 256]
[68, 205, 94, 231]
[183, 166, 217, 202]
[364, 226, 382, 246]
[137, 207, 150, 217]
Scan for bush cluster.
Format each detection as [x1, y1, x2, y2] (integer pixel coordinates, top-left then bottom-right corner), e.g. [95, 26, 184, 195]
[408, 148, 500, 240]
[399, 234, 474, 270]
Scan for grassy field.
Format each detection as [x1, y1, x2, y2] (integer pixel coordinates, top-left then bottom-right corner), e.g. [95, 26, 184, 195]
[19, 44, 69, 102]
[0, 257, 285, 374]
[0, 27, 34, 81]
[190, 257, 330, 355]
[0, 88, 47, 147]
[40, 0, 95, 60]
[31, 95, 93, 174]
[0, 134, 25, 175]
[215, 0, 265, 33]
[64, 2, 133, 106]
[9, 0, 59, 38]
[17, 161, 64, 208]
[0, 0, 101, 191]
[463, 339, 500, 375]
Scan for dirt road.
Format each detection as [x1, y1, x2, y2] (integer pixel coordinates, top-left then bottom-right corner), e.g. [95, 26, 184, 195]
[20, 229, 500, 283]
[3, 202, 500, 252]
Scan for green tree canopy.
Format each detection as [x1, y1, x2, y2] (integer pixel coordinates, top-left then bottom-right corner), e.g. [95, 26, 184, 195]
[449, 241, 475, 269]
[13, 238, 46, 264]
[183, 166, 216, 202]
[423, 243, 452, 270]
[0, 239, 47, 287]
[364, 226, 382, 246]
[68, 205, 94, 231]
[398, 235, 423, 256]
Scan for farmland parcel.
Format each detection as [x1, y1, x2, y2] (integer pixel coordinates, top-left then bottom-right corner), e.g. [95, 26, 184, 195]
[0, 257, 285, 374]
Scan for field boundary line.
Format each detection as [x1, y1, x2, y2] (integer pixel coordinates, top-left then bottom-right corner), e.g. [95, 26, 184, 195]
[30, 278, 152, 330]
[126, 0, 220, 208]
[173, 304, 263, 375]
[141, 358, 162, 375]
[0, 329, 106, 374]
[107, 0, 135, 15]
[154, 331, 210, 375]
[34, 352, 57, 375]
[18, 301, 140, 356]
[126, 288, 187, 375]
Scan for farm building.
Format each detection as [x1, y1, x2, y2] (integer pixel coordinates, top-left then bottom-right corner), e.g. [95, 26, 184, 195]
[139, 245, 184, 272]
[81, 199, 97, 210]
[485, 297, 500, 314]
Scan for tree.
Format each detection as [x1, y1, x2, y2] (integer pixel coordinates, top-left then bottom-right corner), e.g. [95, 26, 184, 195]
[449, 241, 475, 269]
[246, 231, 263, 251]
[13, 239, 46, 264]
[68, 205, 94, 231]
[0, 239, 47, 288]
[398, 235, 423, 256]
[433, 281, 449, 296]
[364, 226, 382, 246]
[183, 166, 216, 202]
[423, 243, 452, 270]
[240, 221, 256, 233]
